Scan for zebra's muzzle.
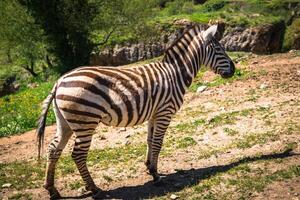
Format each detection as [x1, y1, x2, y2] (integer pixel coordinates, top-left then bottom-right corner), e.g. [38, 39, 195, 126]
[220, 61, 235, 78]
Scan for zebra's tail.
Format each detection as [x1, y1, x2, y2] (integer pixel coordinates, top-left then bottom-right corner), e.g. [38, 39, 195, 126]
[37, 83, 57, 160]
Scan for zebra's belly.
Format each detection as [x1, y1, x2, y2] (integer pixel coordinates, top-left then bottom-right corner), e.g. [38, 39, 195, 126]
[100, 109, 150, 127]
[55, 80, 152, 128]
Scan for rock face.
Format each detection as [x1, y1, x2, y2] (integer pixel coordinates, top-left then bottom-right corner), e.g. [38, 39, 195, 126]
[221, 22, 285, 54]
[293, 37, 300, 50]
[90, 20, 201, 66]
[90, 43, 165, 66]
[90, 21, 286, 66]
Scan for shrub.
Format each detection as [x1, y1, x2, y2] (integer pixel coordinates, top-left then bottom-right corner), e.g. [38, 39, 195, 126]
[283, 18, 300, 51]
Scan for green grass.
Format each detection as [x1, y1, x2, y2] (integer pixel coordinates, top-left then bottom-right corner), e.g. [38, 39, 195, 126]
[173, 119, 206, 134]
[69, 180, 83, 190]
[223, 127, 239, 136]
[0, 81, 55, 137]
[222, 165, 300, 199]
[0, 143, 147, 190]
[156, 0, 289, 27]
[189, 68, 254, 92]
[102, 174, 114, 182]
[0, 162, 44, 190]
[176, 136, 197, 148]
[57, 143, 147, 175]
[234, 131, 279, 149]
[207, 109, 252, 128]
[8, 192, 33, 200]
[157, 160, 300, 200]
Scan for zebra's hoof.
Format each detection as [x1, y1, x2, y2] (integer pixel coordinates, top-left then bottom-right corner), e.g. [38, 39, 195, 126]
[86, 184, 100, 194]
[153, 175, 164, 186]
[92, 190, 105, 199]
[49, 188, 61, 200]
[44, 185, 61, 200]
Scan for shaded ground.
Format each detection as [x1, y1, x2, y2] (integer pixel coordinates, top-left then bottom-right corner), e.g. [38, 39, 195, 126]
[0, 52, 299, 200]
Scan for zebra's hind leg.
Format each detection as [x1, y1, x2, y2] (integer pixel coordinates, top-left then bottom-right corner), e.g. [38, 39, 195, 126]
[148, 115, 172, 184]
[44, 108, 73, 199]
[72, 131, 102, 197]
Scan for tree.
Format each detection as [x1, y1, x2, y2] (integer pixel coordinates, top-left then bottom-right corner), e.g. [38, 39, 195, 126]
[19, 0, 158, 73]
[18, 0, 96, 73]
[0, 0, 48, 77]
[91, 0, 158, 46]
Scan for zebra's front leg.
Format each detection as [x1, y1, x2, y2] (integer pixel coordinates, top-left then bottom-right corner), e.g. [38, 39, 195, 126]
[72, 133, 101, 197]
[145, 119, 155, 170]
[148, 115, 172, 184]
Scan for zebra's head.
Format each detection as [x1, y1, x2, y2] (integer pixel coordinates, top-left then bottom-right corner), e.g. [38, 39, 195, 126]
[201, 25, 235, 78]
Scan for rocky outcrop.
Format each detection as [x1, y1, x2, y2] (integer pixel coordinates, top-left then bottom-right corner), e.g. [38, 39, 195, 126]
[90, 20, 200, 66]
[220, 22, 285, 54]
[90, 21, 286, 66]
[0, 75, 20, 97]
[293, 37, 300, 50]
[90, 43, 166, 66]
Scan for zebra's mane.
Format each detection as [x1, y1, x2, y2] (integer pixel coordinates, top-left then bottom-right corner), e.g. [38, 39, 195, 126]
[162, 24, 206, 63]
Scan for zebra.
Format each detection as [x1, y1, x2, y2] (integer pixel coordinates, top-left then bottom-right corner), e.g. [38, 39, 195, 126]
[37, 24, 235, 199]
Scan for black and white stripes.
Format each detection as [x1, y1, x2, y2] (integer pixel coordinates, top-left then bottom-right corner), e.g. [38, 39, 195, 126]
[37, 24, 235, 199]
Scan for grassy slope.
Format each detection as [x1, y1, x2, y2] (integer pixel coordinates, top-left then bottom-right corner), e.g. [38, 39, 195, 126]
[156, 0, 288, 26]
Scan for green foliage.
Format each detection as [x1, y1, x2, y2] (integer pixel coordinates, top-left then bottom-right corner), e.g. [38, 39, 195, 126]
[20, 0, 96, 72]
[156, 0, 292, 27]
[0, 82, 55, 137]
[283, 18, 300, 51]
[0, 0, 48, 77]
[91, 0, 159, 47]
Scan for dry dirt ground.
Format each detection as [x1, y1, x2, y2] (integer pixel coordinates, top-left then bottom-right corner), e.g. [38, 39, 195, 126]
[0, 52, 299, 200]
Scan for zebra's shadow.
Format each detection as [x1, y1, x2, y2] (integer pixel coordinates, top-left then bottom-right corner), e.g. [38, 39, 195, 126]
[61, 149, 298, 200]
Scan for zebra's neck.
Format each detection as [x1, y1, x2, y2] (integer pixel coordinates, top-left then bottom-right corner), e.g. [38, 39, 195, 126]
[162, 25, 205, 88]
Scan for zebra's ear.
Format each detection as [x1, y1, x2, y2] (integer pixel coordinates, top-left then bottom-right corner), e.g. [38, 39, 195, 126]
[202, 25, 218, 42]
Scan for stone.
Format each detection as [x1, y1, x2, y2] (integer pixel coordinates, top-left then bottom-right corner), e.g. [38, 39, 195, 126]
[260, 83, 268, 89]
[196, 85, 207, 93]
[221, 21, 285, 54]
[170, 194, 179, 199]
[2, 183, 12, 188]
